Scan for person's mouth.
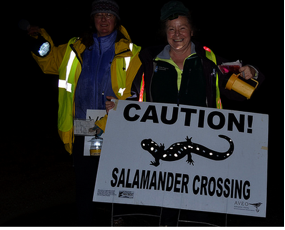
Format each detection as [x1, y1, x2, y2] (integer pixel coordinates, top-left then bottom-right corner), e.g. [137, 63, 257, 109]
[174, 39, 184, 42]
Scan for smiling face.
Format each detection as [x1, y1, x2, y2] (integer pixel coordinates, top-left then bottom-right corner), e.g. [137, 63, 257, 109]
[166, 16, 193, 52]
[94, 13, 117, 37]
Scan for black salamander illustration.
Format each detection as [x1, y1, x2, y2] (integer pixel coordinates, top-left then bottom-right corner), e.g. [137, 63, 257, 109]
[141, 135, 234, 167]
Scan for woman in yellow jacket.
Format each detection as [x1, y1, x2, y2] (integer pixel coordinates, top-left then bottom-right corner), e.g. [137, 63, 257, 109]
[29, 0, 141, 225]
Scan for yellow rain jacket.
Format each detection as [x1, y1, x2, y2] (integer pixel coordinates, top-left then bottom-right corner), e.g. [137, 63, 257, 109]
[32, 26, 142, 154]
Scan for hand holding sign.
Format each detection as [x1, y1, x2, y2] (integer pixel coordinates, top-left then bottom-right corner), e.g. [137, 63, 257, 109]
[106, 96, 116, 114]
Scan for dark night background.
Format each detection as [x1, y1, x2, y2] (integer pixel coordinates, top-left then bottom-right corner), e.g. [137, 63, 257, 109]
[1, 0, 283, 226]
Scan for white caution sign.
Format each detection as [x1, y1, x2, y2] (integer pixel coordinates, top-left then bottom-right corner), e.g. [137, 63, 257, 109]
[93, 100, 268, 218]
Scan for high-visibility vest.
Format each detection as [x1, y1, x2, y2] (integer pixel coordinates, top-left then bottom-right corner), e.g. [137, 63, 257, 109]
[111, 42, 141, 99]
[57, 37, 141, 153]
[139, 46, 223, 109]
[57, 37, 81, 154]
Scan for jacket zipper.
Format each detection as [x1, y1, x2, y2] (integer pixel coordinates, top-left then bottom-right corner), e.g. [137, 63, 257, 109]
[177, 91, 180, 106]
[102, 91, 105, 107]
[149, 61, 157, 102]
[98, 40, 101, 55]
[185, 68, 191, 95]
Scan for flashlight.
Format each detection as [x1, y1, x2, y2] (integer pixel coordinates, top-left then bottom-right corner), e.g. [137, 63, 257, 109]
[30, 34, 51, 57]
[19, 19, 51, 57]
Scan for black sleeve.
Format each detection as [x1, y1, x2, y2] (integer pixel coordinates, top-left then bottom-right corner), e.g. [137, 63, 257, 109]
[216, 55, 265, 102]
[127, 65, 144, 101]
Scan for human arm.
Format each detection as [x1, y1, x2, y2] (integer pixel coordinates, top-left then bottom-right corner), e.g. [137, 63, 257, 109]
[28, 27, 68, 75]
[216, 55, 265, 101]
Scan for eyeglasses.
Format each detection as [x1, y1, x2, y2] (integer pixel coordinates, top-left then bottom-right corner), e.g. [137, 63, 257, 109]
[95, 13, 115, 20]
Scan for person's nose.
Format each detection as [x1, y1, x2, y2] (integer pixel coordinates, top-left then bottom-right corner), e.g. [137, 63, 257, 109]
[175, 29, 180, 37]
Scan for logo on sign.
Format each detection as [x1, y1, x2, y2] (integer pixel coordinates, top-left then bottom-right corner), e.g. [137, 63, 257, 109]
[234, 201, 262, 213]
[119, 191, 134, 199]
[249, 202, 263, 212]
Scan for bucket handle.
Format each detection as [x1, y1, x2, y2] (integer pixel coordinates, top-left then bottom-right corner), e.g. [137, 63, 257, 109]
[237, 73, 259, 89]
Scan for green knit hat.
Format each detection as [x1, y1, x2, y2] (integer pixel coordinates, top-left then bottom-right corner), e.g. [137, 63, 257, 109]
[160, 1, 190, 21]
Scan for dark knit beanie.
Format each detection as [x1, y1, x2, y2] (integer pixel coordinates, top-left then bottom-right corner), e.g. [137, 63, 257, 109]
[91, 0, 120, 20]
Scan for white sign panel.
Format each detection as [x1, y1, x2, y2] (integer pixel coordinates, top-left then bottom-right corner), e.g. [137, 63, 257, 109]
[93, 100, 268, 217]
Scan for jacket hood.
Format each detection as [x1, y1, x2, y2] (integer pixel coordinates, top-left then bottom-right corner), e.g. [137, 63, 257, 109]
[114, 25, 133, 57]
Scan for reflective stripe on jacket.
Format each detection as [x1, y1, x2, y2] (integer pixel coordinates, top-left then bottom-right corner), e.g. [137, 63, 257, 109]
[203, 46, 223, 109]
[32, 26, 141, 154]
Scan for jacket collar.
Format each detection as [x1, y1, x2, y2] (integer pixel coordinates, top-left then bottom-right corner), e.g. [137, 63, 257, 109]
[93, 30, 117, 53]
[140, 40, 203, 62]
[73, 25, 132, 60]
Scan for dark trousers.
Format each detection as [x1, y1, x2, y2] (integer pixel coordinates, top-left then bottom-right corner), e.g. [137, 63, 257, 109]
[73, 136, 100, 226]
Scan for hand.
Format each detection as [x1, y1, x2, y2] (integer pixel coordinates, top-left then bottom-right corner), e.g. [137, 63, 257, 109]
[27, 26, 40, 36]
[106, 96, 116, 114]
[239, 66, 256, 80]
[89, 125, 103, 136]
